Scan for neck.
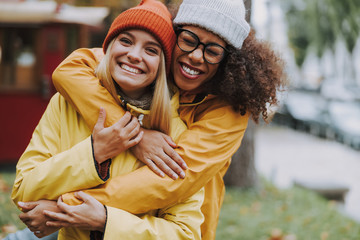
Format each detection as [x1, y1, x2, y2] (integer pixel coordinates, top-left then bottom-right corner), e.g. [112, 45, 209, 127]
[116, 85, 153, 110]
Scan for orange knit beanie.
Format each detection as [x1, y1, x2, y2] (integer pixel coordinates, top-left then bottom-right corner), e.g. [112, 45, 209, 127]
[103, 0, 175, 74]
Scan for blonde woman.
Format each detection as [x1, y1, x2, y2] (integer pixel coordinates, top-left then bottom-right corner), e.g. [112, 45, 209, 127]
[9, 1, 203, 240]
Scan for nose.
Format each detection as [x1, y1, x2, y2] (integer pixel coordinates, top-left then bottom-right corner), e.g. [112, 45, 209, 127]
[127, 46, 142, 63]
[188, 47, 204, 64]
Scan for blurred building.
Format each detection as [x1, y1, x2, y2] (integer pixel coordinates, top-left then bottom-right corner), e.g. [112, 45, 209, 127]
[0, 0, 108, 163]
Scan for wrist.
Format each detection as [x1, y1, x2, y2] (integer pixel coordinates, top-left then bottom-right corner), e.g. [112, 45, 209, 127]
[91, 135, 106, 163]
[96, 205, 107, 232]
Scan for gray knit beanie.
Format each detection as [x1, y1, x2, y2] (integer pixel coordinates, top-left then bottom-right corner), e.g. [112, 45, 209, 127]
[173, 0, 250, 49]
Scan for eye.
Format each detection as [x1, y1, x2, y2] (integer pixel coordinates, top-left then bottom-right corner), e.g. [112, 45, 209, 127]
[146, 47, 159, 55]
[179, 33, 197, 47]
[119, 37, 132, 46]
[205, 45, 223, 57]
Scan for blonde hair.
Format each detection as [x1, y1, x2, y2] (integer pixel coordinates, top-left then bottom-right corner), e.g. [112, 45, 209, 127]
[95, 38, 171, 134]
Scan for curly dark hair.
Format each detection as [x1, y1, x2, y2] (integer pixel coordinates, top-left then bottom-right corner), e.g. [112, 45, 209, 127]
[205, 29, 287, 123]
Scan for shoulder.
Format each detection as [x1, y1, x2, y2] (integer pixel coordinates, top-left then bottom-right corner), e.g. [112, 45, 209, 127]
[67, 48, 104, 64]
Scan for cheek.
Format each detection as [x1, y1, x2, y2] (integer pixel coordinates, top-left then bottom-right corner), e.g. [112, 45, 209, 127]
[207, 64, 220, 79]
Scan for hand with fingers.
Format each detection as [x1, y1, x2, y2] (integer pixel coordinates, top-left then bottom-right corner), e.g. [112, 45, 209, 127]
[17, 200, 61, 238]
[131, 128, 187, 180]
[44, 191, 106, 232]
[93, 108, 144, 163]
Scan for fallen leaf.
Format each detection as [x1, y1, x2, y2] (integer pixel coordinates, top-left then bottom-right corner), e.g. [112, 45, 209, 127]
[1, 224, 18, 233]
[321, 231, 329, 240]
[0, 178, 10, 192]
[269, 228, 283, 240]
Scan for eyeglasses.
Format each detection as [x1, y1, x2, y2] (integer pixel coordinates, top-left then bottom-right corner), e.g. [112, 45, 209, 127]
[176, 28, 228, 64]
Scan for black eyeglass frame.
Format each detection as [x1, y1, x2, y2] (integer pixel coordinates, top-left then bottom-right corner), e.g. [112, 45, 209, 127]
[175, 28, 229, 64]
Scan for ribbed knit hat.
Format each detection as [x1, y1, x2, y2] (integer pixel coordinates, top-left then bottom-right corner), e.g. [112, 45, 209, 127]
[173, 0, 250, 49]
[103, 0, 175, 73]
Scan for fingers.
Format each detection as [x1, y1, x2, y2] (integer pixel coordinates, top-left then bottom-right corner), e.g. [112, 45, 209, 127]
[18, 201, 39, 212]
[142, 158, 165, 178]
[19, 212, 30, 223]
[56, 196, 72, 213]
[93, 107, 106, 134]
[46, 220, 71, 228]
[128, 130, 143, 148]
[163, 144, 187, 170]
[163, 135, 177, 148]
[43, 210, 70, 224]
[114, 112, 132, 129]
[74, 191, 93, 204]
[155, 153, 186, 179]
[151, 154, 183, 180]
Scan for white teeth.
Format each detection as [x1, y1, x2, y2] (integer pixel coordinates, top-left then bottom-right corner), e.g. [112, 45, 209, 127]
[121, 64, 141, 74]
[182, 64, 200, 75]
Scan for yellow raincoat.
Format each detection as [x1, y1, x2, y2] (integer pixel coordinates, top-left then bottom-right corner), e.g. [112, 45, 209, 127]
[12, 91, 204, 240]
[52, 48, 249, 240]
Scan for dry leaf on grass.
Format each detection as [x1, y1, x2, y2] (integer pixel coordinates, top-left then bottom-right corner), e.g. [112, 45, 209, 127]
[1, 224, 18, 234]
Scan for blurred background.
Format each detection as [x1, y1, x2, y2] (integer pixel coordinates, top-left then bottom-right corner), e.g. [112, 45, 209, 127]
[0, 0, 359, 239]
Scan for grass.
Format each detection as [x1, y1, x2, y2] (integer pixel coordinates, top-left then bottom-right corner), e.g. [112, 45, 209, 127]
[217, 181, 360, 240]
[0, 170, 26, 239]
[0, 170, 359, 240]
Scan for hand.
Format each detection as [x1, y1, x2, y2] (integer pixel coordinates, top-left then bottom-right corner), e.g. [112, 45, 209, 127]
[130, 128, 187, 180]
[93, 108, 144, 163]
[44, 191, 106, 232]
[18, 200, 61, 238]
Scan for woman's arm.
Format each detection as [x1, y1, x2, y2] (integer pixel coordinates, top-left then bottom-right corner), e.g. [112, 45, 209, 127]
[62, 101, 248, 214]
[52, 48, 125, 129]
[11, 94, 106, 204]
[46, 189, 204, 240]
[53, 47, 248, 213]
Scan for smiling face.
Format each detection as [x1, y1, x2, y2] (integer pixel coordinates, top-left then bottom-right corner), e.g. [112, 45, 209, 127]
[171, 25, 226, 92]
[109, 29, 162, 99]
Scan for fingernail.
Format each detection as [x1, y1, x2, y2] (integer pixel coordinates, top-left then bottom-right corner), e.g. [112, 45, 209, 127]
[182, 163, 188, 169]
[180, 172, 185, 178]
[172, 174, 178, 180]
[17, 202, 25, 207]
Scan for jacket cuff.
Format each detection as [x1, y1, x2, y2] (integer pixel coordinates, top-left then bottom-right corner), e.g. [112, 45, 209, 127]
[91, 135, 111, 181]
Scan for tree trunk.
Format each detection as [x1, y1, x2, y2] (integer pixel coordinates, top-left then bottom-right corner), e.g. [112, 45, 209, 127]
[223, 121, 258, 188]
[223, 0, 259, 188]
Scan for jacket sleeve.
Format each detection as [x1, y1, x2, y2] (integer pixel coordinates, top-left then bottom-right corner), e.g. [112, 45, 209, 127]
[11, 94, 105, 204]
[103, 188, 204, 240]
[62, 102, 248, 214]
[52, 48, 125, 129]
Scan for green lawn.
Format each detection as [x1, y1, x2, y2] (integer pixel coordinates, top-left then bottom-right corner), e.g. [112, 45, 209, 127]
[1, 170, 359, 240]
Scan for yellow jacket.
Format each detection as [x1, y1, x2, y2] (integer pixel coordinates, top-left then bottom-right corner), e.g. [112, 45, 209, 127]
[12, 92, 204, 240]
[53, 48, 249, 240]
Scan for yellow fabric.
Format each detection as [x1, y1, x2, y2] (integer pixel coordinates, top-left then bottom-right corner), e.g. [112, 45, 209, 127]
[53, 48, 249, 240]
[12, 92, 203, 240]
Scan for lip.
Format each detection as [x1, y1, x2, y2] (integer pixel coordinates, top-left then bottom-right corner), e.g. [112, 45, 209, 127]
[178, 62, 203, 80]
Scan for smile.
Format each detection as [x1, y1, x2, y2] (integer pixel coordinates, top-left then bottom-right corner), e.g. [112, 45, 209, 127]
[181, 64, 201, 76]
[120, 64, 143, 74]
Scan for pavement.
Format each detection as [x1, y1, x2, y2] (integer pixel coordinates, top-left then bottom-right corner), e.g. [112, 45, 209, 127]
[255, 124, 360, 222]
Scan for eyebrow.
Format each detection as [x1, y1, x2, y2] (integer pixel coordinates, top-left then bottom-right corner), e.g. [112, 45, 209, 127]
[121, 31, 162, 49]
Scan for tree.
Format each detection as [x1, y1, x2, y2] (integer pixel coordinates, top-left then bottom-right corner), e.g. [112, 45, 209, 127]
[223, 0, 259, 188]
[281, 0, 360, 87]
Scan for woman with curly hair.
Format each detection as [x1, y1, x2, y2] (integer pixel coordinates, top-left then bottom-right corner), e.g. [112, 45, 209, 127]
[17, 0, 286, 239]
